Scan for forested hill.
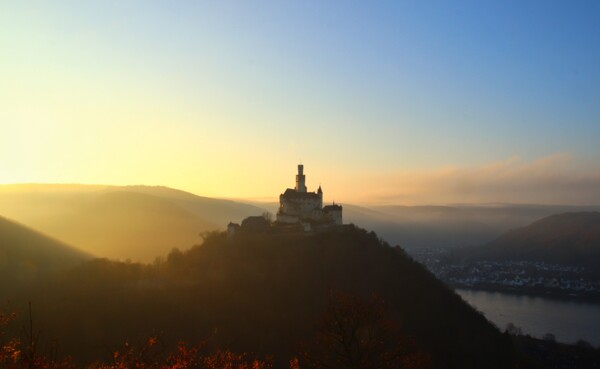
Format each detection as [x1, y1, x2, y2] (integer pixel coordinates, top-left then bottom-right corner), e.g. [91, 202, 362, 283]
[0, 215, 90, 296]
[14, 225, 519, 369]
[469, 212, 600, 269]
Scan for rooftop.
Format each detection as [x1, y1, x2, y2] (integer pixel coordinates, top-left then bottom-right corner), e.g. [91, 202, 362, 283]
[280, 188, 321, 200]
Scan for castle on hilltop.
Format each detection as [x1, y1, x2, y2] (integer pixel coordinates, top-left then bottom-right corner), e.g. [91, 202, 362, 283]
[276, 164, 342, 227]
[227, 164, 342, 239]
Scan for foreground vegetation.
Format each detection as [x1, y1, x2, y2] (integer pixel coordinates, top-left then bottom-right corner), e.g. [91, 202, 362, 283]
[1, 292, 435, 369]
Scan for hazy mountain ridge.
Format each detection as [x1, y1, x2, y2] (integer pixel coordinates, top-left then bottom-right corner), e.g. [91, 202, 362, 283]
[0, 184, 267, 261]
[344, 204, 600, 250]
[471, 212, 600, 269]
[2, 183, 599, 262]
[241, 201, 586, 249]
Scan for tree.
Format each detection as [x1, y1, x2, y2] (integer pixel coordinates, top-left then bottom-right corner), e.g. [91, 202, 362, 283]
[301, 291, 430, 369]
[505, 323, 523, 336]
[262, 212, 273, 224]
[542, 333, 556, 342]
[1, 304, 73, 369]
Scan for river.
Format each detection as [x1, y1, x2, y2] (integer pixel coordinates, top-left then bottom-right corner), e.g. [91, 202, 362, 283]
[456, 289, 600, 346]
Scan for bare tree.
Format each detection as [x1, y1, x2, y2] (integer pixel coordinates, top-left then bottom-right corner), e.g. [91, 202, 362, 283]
[302, 291, 430, 369]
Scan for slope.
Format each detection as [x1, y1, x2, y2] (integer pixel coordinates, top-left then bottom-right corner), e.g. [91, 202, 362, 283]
[353, 204, 600, 250]
[18, 226, 517, 369]
[115, 185, 267, 226]
[0, 216, 90, 297]
[0, 184, 267, 261]
[41, 190, 220, 262]
[471, 212, 600, 269]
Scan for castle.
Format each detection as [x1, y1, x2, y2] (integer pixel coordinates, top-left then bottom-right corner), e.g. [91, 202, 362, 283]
[227, 164, 342, 239]
[276, 164, 342, 227]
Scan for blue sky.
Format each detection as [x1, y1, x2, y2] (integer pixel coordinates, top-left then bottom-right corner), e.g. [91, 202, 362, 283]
[1, 1, 599, 203]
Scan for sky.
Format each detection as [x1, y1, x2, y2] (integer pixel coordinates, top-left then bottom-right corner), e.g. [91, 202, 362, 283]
[1, 1, 599, 205]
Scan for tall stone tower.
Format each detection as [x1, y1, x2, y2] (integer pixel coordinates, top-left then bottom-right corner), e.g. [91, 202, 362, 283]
[295, 164, 307, 193]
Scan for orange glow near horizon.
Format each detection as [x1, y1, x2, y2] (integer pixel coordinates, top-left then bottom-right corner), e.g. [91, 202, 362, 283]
[1, 153, 600, 206]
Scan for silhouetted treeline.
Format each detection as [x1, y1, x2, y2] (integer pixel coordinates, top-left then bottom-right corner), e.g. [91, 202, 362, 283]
[510, 331, 600, 369]
[7, 225, 521, 368]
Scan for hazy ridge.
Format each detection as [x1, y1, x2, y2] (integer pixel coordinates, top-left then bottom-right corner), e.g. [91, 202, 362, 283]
[468, 212, 600, 269]
[333, 204, 600, 250]
[2, 183, 599, 262]
[0, 184, 267, 262]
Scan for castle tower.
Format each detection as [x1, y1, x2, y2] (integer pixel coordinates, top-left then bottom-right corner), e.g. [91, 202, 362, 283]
[295, 164, 307, 193]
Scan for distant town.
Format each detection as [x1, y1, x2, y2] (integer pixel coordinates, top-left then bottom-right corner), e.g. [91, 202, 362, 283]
[410, 247, 600, 300]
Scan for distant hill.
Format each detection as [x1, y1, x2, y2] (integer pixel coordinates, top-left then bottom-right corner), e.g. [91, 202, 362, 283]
[3, 183, 598, 261]
[467, 212, 600, 269]
[343, 204, 600, 250]
[0, 184, 267, 261]
[0, 216, 90, 297]
[16, 226, 517, 369]
[346, 204, 495, 249]
[243, 201, 531, 248]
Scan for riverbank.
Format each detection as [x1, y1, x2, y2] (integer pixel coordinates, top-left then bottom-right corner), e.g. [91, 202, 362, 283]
[456, 289, 600, 346]
[512, 334, 600, 369]
[451, 283, 600, 303]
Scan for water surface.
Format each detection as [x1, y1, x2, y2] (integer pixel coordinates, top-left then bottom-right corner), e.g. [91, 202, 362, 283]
[457, 289, 600, 346]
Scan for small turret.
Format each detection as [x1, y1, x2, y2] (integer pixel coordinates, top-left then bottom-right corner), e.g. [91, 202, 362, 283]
[317, 185, 323, 208]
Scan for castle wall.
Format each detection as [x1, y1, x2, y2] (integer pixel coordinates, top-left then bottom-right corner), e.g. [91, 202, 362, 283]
[276, 213, 299, 224]
[328, 209, 343, 225]
[280, 197, 322, 215]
